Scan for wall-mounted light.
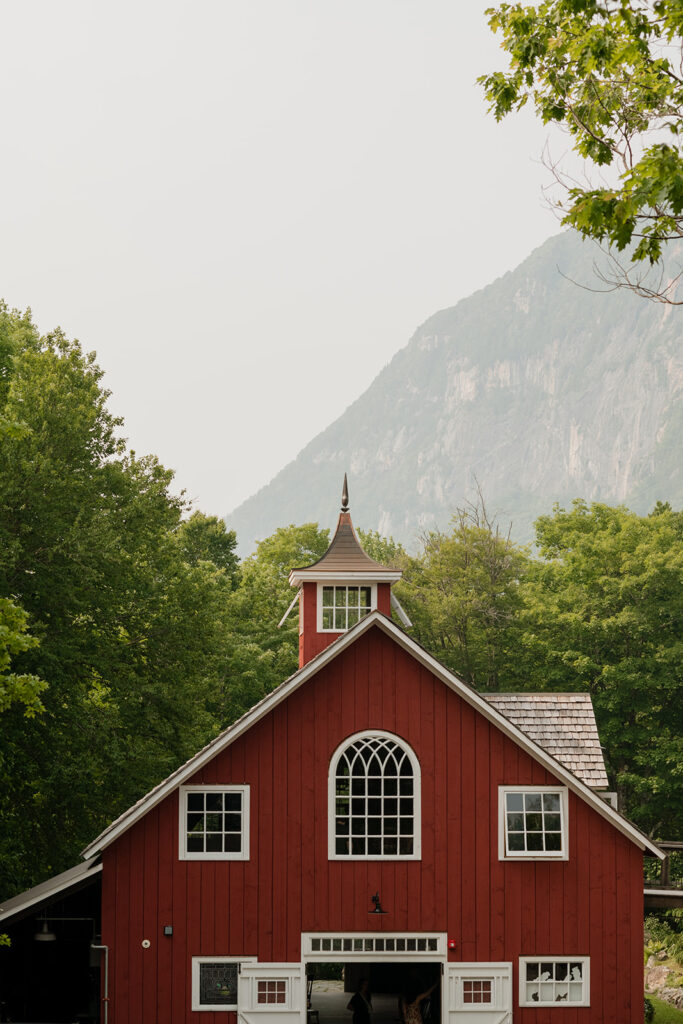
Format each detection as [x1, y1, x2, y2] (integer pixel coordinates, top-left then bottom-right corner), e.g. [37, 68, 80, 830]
[369, 892, 387, 915]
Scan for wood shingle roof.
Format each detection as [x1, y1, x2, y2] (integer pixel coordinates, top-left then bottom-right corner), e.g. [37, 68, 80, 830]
[485, 692, 609, 789]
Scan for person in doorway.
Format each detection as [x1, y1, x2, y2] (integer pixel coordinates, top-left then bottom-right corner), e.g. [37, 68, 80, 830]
[400, 977, 438, 1024]
[347, 977, 372, 1024]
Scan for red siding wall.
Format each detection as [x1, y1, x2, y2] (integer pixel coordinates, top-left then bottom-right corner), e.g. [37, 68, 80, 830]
[299, 582, 392, 666]
[102, 625, 644, 1024]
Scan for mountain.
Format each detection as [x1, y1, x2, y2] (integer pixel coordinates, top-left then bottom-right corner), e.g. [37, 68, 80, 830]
[228, 231, 683, 554]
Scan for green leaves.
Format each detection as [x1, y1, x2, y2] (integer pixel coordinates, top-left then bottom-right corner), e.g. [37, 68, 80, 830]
[0, 598, 46, 716]
[481, 0, 683, 291]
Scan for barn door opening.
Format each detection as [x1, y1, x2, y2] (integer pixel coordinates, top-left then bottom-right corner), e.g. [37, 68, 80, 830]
[238, 962, 306, 1024]
[445, 964, 512, 1024]
[307, 961, 442, 1024]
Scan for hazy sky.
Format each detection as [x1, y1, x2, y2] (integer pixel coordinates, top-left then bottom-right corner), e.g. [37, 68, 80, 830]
[1, 1, 563, 518]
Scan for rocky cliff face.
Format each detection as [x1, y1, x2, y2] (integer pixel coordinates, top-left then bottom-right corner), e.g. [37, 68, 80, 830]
[229, 231, 682, 553]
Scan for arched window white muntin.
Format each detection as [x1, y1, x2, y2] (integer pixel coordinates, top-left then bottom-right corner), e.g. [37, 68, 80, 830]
[328, 730, 421, 861]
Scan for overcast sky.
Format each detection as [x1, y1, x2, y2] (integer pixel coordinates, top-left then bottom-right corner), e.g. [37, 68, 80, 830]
[1, 1, 563, 518]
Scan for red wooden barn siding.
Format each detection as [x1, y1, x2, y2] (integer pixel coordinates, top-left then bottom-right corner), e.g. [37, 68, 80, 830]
[299, 583, 391, 666]
[101, 625, 644, 1024]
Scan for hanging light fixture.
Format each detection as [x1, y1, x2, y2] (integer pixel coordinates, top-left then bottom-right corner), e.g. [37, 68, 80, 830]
[34, 916, 56, 942]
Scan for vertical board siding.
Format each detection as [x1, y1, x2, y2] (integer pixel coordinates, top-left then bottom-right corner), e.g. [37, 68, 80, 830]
[102, 626, 644, 1023]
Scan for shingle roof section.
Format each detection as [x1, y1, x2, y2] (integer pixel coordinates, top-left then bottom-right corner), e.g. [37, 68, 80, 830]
[485, 692, 609, 789]
[292, 511, 391, 574]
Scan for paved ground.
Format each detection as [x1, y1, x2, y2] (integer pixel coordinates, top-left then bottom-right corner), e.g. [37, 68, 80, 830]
[310, 983, 400, 1024]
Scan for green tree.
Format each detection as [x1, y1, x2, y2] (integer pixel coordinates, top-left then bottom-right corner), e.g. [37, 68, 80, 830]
[517, 500, 683, 836]
[0, 306, 233, 897]
[403, 502, 531, 688]
[177, 511, 239, 585]
[217, 523, 330, 724]
[480, 0, 683, 302]
[0, 598, 45, 715]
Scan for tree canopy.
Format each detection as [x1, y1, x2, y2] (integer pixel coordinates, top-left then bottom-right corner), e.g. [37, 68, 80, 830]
[480, 0, 683, 302]
[0, 305, 234, 895]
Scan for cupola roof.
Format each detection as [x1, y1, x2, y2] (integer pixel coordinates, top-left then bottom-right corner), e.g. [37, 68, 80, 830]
[288, 474, 402, 585]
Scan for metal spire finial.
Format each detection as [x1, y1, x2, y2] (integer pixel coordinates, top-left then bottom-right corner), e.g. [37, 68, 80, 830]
[341, 473, 349, 512]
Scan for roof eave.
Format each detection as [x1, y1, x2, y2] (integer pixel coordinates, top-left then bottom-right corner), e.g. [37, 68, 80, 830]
[289, 569, 403, 586]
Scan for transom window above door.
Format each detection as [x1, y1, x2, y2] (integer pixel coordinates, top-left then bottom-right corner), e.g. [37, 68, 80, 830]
[329, 731, 421, 860]
[319, 585, 374, 631]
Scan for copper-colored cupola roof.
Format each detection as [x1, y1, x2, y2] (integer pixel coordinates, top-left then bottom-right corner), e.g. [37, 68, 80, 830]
[288, 475, 403, 586]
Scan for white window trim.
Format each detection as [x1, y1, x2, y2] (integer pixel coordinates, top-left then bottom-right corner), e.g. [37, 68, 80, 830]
[498, 785, 569, 861]
[179, 784, 250, 861]
[328, 729, 421, 861]
[519, 956, 590, 1008]
[303, 932, 447, 961]
[317, 581, 377, 633]
[256, 978, 290, 1007]
[191, 955, 256, 1012]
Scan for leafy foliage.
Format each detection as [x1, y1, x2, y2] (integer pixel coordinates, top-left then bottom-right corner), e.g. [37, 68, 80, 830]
[480, 0, 683, 299]
[0, 305, 233, 897]
[516, 500, 683, 835]
[398, 503, 531, 689]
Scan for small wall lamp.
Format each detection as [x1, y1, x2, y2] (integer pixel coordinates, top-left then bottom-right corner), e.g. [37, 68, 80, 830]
[369, 892, 387, 915]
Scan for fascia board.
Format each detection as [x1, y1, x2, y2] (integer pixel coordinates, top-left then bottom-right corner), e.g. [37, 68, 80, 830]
[0, 862, 102, 924]
[289, 570, 403, 585]
[82, 611, 663, 861]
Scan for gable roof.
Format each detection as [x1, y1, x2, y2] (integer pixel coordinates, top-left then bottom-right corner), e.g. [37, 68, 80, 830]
[81, 612, 663, 860]
[485, 693, 609, 789]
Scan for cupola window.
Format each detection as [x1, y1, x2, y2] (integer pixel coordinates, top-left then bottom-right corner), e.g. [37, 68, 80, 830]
[320, 584, 373, 631]
[329, 730, 421, 860]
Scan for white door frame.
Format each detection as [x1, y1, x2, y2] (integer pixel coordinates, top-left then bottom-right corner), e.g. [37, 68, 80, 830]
[301, 933, 448, 1024]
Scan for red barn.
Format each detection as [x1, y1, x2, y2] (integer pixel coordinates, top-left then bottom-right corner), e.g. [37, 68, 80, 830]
[0, 486, 663, 1023]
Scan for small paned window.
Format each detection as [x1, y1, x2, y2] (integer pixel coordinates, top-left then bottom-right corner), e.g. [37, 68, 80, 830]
[520, 958, 589, 1006]
[321, 585, 372, 631]
[257, 980, 287, 1004]
[463, 980, 493, 1005]
[191, 958, 248, 1011]
[499, 787, 568, 859]
[329, 731, 421, 859]
[179, 785, 249, 860]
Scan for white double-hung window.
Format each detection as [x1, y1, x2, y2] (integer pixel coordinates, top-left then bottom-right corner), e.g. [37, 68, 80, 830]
[329, 730, 421, 859]
[499, 786, 568, 860]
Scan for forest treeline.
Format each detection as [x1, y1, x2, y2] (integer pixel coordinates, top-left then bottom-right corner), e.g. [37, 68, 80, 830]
[0, 305, 681, 901]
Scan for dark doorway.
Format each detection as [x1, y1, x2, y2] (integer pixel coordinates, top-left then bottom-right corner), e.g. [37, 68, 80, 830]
[309, 962, 441, 1024]
[0, 881, 101, 1023]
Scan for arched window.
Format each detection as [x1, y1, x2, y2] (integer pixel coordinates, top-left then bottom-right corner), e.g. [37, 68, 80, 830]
[328, 731, 421, 860]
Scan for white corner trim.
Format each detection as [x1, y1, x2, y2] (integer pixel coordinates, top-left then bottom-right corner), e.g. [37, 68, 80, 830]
[179, 785, 250, 861]
[498, 786, 569, 861]
[81, 611, 664, 860]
